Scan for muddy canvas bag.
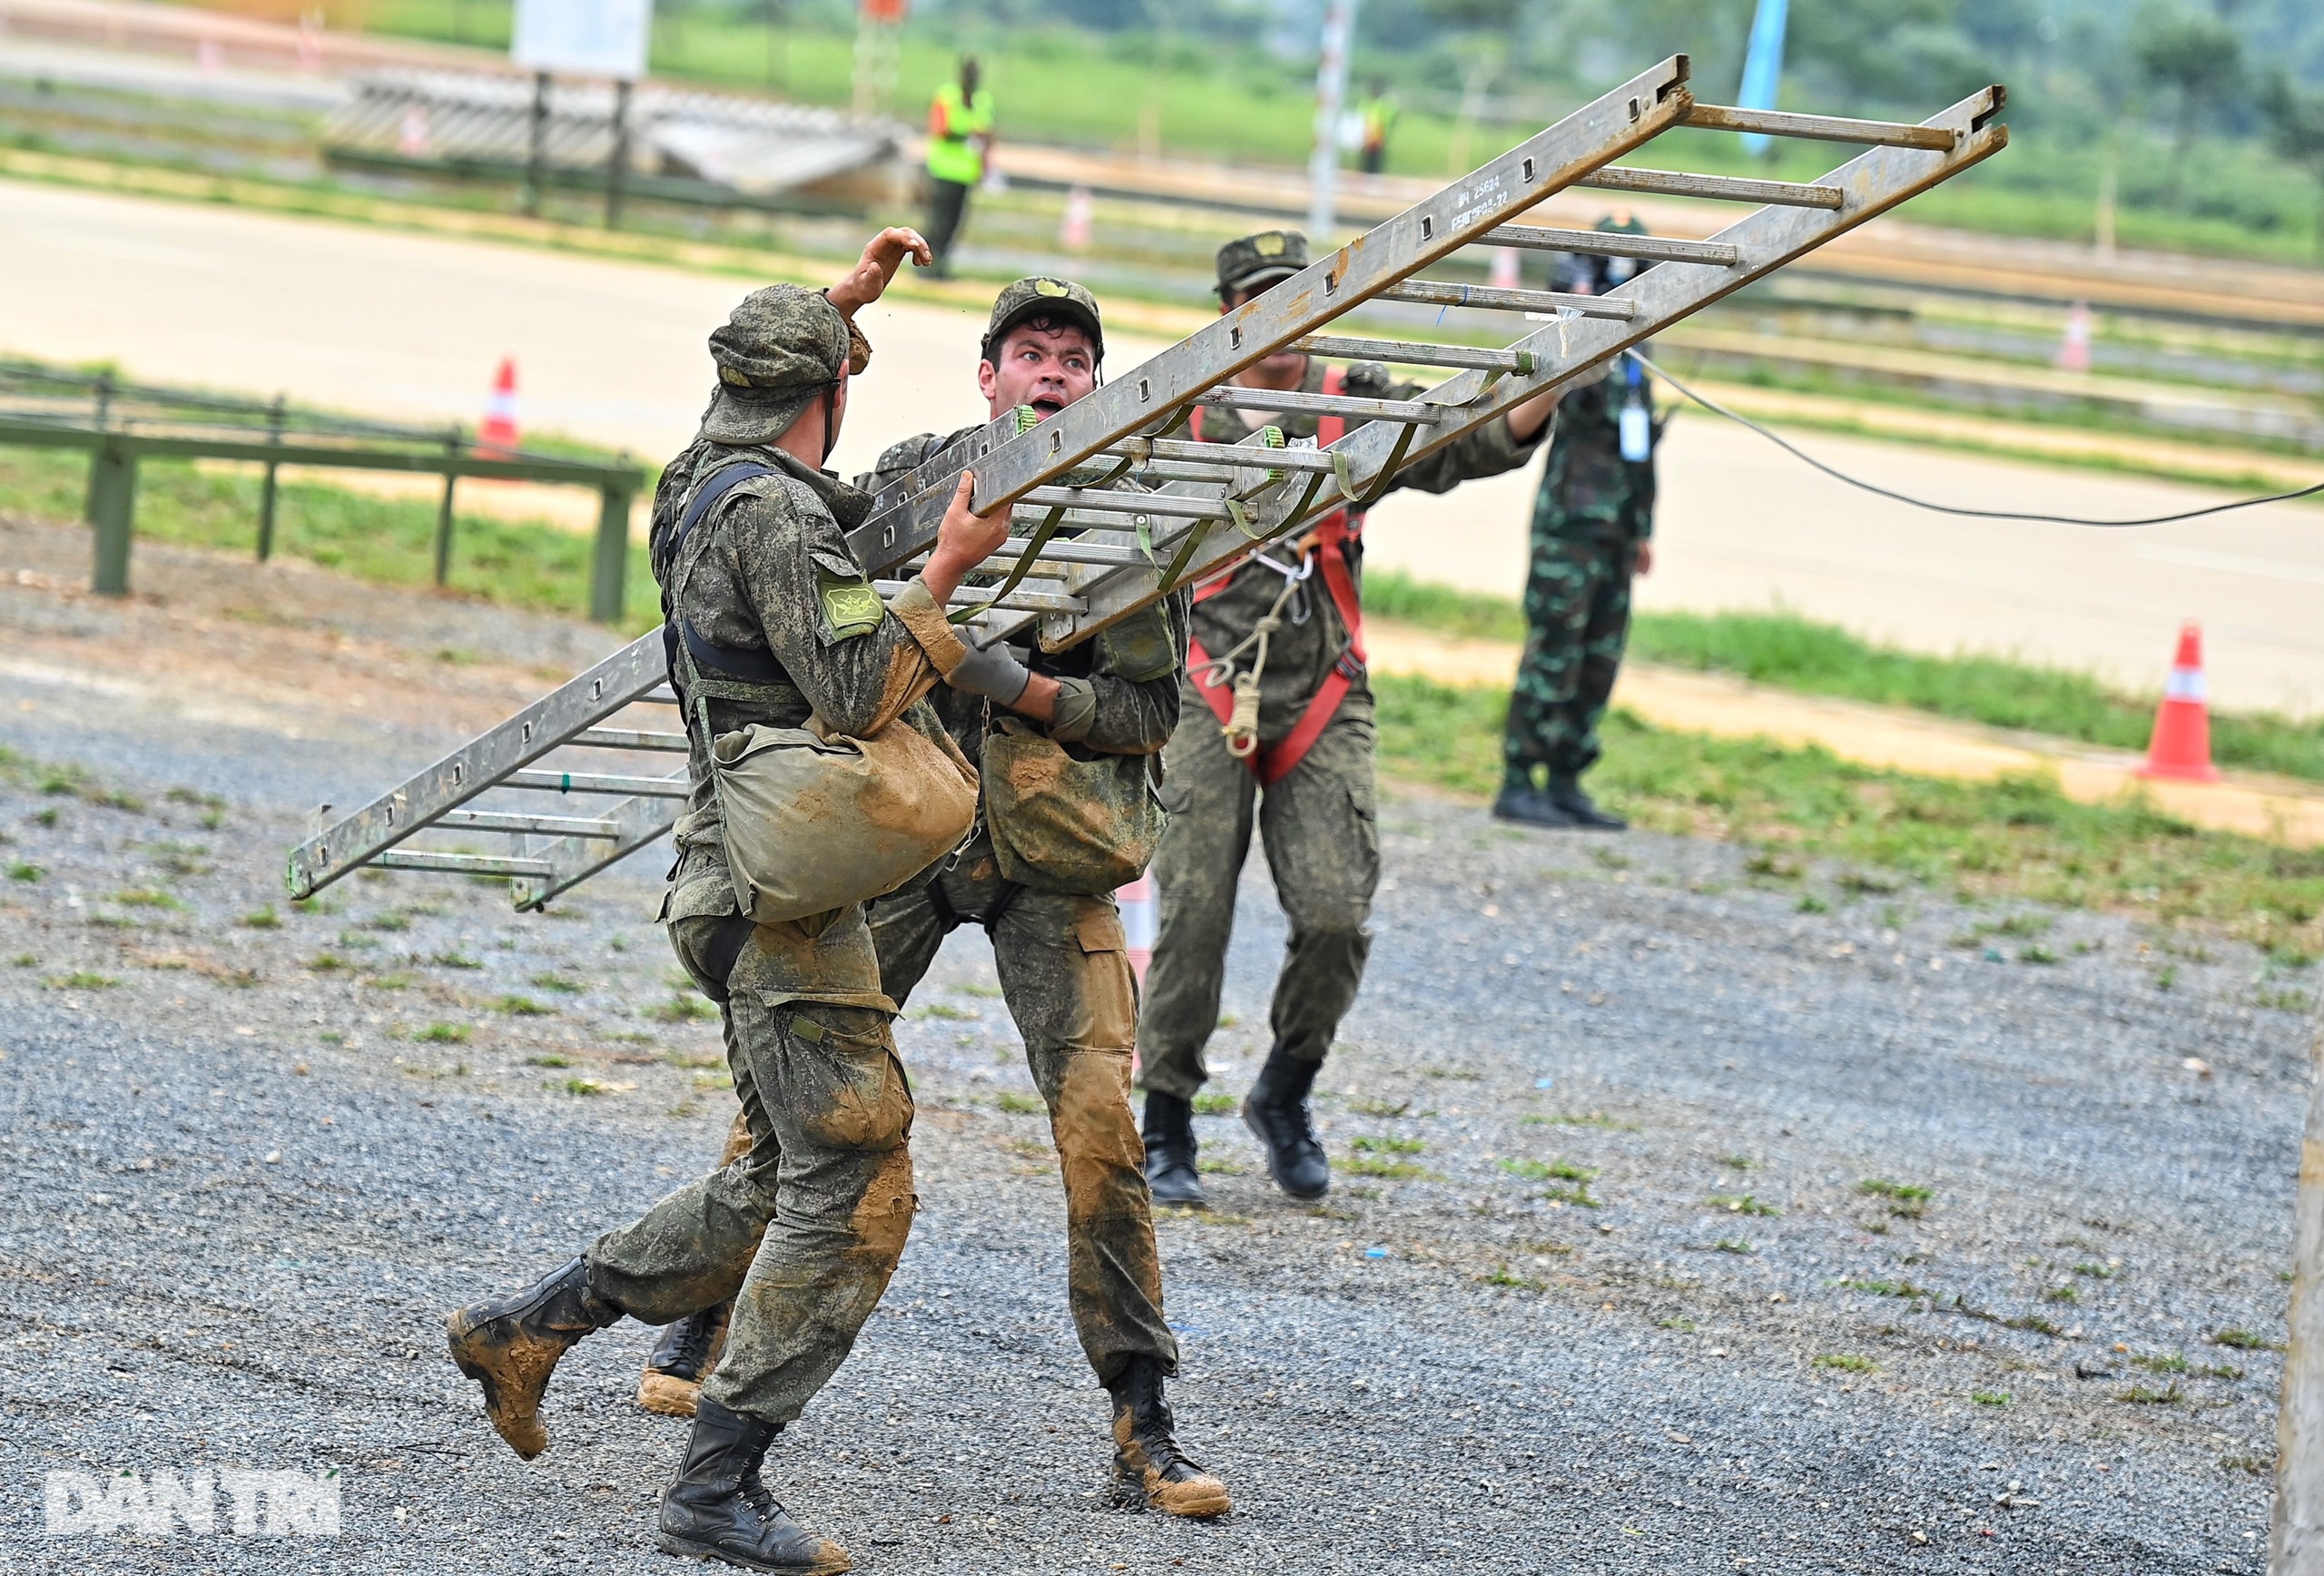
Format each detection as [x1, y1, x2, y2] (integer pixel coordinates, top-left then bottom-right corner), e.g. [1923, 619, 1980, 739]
[981, 718, 1167, 894]
[670, 462, 978, 924]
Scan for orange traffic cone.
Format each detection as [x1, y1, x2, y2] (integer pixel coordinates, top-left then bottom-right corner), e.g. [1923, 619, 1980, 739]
[2138, 622, 2221, 783]
[479, 358, 519, 455]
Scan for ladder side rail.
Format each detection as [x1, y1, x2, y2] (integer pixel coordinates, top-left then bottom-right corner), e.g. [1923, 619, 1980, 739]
[842, 56, 1697, 580]
[283, 632, 669, 898]
[1012, 85, 2007, 652]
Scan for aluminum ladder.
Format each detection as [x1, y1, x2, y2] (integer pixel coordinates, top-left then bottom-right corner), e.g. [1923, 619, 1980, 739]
[283, 55, 2006, 911]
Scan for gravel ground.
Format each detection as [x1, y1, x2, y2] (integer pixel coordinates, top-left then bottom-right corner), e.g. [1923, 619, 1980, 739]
[0, 515, 2313, 1574]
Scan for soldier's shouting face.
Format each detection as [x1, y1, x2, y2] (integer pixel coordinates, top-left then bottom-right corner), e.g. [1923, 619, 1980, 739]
[980, 321, 1098, 419]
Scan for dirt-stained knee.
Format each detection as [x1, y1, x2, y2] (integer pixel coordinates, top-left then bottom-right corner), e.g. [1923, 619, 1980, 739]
[848, 1144, 918, 1263]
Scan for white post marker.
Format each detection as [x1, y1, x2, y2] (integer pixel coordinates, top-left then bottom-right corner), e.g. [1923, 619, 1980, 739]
[2276, 1004, 2324, 1571]
[1306, 0, 1358, 244]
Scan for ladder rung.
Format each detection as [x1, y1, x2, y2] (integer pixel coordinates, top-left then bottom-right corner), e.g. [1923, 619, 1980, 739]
[375, 850, 556, 878]
[1481, 224, 1739, 266]
[507, 769, 694, 797]
[1113, 458, 1281, 484]
[1381, 281, 1638, 320]
[987, 540, 1153, 568]
[872, 579, 1087, 615]
[1110, 438, 1342, 474]
[1192, 388, 1446, 423]
[1577, 164, 1845, 209]
[1684, 103, 1958, 152]
[1018, 487, 1235, 520]
[1295, 336, 1537, 373]
[438, 810, 625, 838]
[573, 727, 691, 752]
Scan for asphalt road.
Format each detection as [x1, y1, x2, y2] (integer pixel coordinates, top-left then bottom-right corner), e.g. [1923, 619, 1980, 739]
[0, 514, 2310, 1574]
[5, 178, 2324, 712]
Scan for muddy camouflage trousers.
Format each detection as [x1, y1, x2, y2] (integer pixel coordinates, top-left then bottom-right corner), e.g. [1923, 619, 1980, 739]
[868, 834, 1177, 1384]
[1137, 685, 1379, 1099]
[1504, 536, 1637, 782]
[587, 912, 916, 1426]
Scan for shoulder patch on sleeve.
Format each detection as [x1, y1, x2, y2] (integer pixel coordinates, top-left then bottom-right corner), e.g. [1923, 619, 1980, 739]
[1097, 603, 1177, 683]
[818, 569, 886, 642]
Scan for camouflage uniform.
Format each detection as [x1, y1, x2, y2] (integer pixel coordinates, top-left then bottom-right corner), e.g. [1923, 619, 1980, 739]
[857, 415, 1189, 1387]
[584, 286, 961, 1429]
[1137, 236, 1545, 1103]
[1502, 365, 1657, 786]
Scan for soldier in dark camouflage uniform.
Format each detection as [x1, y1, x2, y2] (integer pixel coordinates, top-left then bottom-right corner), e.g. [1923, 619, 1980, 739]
[1136, 231, 1563, 1207]
[632, 278, 1227, 1522]
[442, 231, 1026, 1575]
[1496, 218, 1660, 832]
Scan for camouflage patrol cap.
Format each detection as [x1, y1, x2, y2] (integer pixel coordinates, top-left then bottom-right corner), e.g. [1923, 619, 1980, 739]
[1215, 230, 1307, 299]
[980, 276, 1105, 364]
[699, 284, 867, 446]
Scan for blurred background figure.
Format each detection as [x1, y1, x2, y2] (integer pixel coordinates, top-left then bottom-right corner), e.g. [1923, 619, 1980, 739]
[1496, 213, 1660, 832]
[1357, 77, 1397, 174]
[924, 54, 994, 278]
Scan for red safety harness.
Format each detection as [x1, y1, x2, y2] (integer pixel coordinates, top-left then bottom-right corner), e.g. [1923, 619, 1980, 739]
[1183, 365, 1367, 788]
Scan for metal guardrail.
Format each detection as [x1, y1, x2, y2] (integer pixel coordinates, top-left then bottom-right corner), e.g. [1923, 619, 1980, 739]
[0, 361, 646, 624]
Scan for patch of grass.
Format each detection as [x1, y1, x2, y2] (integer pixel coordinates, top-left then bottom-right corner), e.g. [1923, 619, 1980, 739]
[2214, 1328, 2285, 1352]
[528, 972, 585, 993]
[2043, 1285, 2080, 1304]
[912, 1001, 977, 1020]
[1344, 1095, 1411, 1117]
[414, 1023, 469, 1044]
[493, 994, 550, 1017]
[557, 1077, 606, 1096]
[1708, 1193, 1781, 1217]
[1857, 1178, 1934, 1218]
[1658, 1315, 1697, 1332]
[1364, 568, 1524, 642]
[364, 912, 411, 932]
[1795, 892, 1831, 914]
[2222, 1453, 2271, 1476]
[304, 952, 347, 971]
[1501, 1157, 1600, 1183]
[1715, 1238, 1756, 1255]
[1480, 1266, 1549, 1292]
[1192, 1092, 1239, 1116]
[1718, 1155, 1758, 1170]
[1521, 1111, 1640, 1131]
[995, 1090, 1046, 1115]
[1837, 1277, 1933, 1299]
[113, 888, 183, 909]
[2074, 1261, 2115, 1279]
[426, 951, 479, 969]
[1371, 674, 2324, 964]
[1344, 1157, 1438, 1181]
[42, 970, 116, 990]
[527, 1053, 571, 1068]
[647, 993, 717, 1023]
[1814, 1353, 1877, 1372]
[1416, 1064, 1482, 1081]
[364, 973, 413, 990]
[1354, 1135, 1426, 1154]
[2132, 1353, 2189, 1374]
[239, 905, 281, 929]
[1538, 1185, 1602, 1208]
[2117, 1383, 2185, 1405]
[665, 1049, 724, 1070]
[8, 862, 42, 882]
[1195, 1157, 1245, 1175]
[2019, 942, 2061, 965]
[1972, 1390, 2013, 1407]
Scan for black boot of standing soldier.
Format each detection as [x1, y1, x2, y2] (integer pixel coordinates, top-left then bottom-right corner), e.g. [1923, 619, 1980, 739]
[1546, 773, 1628, 830]
[1105, 1355, 1232, 1518]
[444, 1256, 624, 1460]
[1141, 1091, 1206, 1208]
[1243, 1045, 1329, 1199]
[658, 1397, 852, 1573]
[637, 1299, 734, 1417]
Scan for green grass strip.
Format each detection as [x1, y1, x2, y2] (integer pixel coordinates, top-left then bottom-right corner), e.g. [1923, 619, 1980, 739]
[1374, 672, 2323, 965]
[1363, 569, 2324, 784]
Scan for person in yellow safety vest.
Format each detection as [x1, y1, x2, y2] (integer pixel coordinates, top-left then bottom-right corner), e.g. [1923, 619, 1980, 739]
[924, 56, 995, 279]
[1358, 79, 1396, 175]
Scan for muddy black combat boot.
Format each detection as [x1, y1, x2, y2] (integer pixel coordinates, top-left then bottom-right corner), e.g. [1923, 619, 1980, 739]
[1545, 773, 1627, 831]
[1106, 1355, 1231, 1519]
[1242, 1047, 1329, 1200]
[444, 1256, 623, 1460]
[1492, 784, 1578, 828]
[658, 1396, 852, 1573]
[1141, 1091, 1206, 1209]
[637, 1300, 734, 1418]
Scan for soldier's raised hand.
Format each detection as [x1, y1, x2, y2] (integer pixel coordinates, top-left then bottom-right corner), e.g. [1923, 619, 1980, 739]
[828, 228, 934, 318]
